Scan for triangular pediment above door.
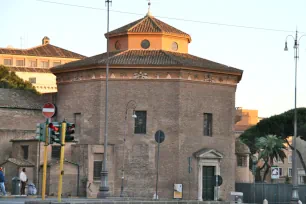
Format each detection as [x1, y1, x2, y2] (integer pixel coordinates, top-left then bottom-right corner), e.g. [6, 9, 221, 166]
[193, 148, 223, 159]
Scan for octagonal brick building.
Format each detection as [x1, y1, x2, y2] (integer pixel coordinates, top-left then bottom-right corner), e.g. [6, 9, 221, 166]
[51, 12, 243, 201]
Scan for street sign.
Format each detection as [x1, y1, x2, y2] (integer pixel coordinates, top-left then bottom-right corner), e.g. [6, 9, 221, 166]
[213, 175, 223, 186]
[42, 103, 56, 118]
[271, 166, 280, 179]
[155, 130, 165, 143]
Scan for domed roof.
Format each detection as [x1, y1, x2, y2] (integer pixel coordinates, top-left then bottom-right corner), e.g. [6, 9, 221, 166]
[106, 15, 191, 42]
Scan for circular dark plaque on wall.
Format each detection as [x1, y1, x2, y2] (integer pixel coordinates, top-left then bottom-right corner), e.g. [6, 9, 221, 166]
[141, 39, 150, 49]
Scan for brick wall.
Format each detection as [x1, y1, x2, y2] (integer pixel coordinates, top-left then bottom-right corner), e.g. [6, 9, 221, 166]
[0, 88, 54, 163]
[55, 78, 238, 200]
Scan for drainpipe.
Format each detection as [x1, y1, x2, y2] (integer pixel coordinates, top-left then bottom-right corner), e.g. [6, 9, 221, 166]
[64, 159, 80, 197]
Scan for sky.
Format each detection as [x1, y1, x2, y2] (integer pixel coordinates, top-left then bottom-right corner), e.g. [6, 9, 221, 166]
[1, 0, 306, 118]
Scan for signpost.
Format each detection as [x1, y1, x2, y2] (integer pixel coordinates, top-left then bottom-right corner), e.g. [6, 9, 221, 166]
[42, 103, 56, 118]
[271, 166, 280, 180]
[41, 103, 56, 200]
[214, 175, 223, 200]
[154, 130, 165, 200]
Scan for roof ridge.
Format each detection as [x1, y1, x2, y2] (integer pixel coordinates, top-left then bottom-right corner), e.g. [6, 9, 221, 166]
[148, 16, 163, 33]
[26, 44, 46, 50]
[127, 16, 147, 32]
[98, 50, 126, 64]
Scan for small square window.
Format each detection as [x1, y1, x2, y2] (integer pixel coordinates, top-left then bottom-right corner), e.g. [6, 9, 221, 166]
[134, 111, 147, 134]
[93, 161, 103, 180]
[203, 113, 213, 136]
[21, 145, 29, 160]
[4, 59, 12, 66]
[16, 59, 24, 67]
[237, 155, 247, 167]
[279, 167, 283, 177]
[288, 155, 292, 164]
[288, 168, 292, 177]
[40, 61, 49, 68]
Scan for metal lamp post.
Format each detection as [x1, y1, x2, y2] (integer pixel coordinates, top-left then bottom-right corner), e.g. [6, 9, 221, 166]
[284, 30, 306, 203]
[97, 0, 112, 199]
[120, 100, 137, 197]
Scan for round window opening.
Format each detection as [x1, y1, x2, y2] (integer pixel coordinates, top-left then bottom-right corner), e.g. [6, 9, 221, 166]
[172, 42, 178, 51]
[141, 39, 150, 49]
[115, 41, 121, 50]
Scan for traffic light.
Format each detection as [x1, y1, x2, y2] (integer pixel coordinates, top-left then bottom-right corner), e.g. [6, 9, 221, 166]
[49, 122, 61, 144]
[36, 123, 46, 142]
[65, 123, 75, 142]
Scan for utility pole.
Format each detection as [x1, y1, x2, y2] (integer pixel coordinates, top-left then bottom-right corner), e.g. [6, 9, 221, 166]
[97, 0, 111, 198]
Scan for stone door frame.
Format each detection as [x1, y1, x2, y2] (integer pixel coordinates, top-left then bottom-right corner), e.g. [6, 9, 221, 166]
[194, 149, 223, 201]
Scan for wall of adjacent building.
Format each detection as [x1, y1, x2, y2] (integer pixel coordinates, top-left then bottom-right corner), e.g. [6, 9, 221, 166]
[0, 88, 53, 163]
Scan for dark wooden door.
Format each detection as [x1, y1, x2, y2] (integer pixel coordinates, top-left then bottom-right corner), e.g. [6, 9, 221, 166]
[202, 166, 215, 200]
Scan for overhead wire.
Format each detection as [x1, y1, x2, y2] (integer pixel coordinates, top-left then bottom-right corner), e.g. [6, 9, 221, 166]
[33, 0, 304, 34]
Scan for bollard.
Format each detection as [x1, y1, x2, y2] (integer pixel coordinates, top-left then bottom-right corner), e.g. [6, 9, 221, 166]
[263, 199, 268, 204]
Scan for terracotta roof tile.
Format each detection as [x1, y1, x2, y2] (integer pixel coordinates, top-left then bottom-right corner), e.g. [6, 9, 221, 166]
[0, 44, 85, 59]
[51, 50, 243, 75]
[2, 158, 35, 167]
[8, 67, 51, 73]
[235, 139, 251, 154]
[106, 16, 191, 40]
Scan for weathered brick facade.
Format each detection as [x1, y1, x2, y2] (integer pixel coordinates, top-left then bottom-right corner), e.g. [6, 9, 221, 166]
[50, 13, 243, 201]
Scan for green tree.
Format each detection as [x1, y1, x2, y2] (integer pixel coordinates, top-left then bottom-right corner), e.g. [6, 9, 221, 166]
[255, 135, 287, 181]
[0, 65, 39, 94]
[240, 108, 306, 174]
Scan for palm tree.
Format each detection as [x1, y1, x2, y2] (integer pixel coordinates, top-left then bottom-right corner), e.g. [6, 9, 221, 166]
[255, 135, 287, 181]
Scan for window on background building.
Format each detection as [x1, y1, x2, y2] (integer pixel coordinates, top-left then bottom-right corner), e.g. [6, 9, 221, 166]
[288, 168, 292, 177]
[21, 145, 29, 160]
[237, 155, 247, 167]
[16, 59, 24, 67]
[29, 77, 36, 84]
[4, 59, 12, 66]
[40, 61, 49, 68]
[134, 111, 147, 134]
[288, 155, 292, 164]
[29, 60, 37, 67]
[93, 153, 103, 180]
[279, 167, 283, 176]
[52, 146, 61, 159]
[53, 61, 61, 67]
[203, 113, 213, 136]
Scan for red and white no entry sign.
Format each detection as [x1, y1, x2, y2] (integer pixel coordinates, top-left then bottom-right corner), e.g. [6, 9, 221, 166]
[42, 103, 56, 118]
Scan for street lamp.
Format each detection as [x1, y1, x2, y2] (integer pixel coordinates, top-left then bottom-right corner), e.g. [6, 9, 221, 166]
[284, 30, 306, 203]
[120, 100, 137, 197]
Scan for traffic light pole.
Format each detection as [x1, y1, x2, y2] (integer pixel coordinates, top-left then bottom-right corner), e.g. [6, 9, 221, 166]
[58, 121, 66, 202]
[42, 119, 50, 200]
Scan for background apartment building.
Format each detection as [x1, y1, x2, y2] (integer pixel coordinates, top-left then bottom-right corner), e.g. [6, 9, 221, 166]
[0, 36, 85, 93]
